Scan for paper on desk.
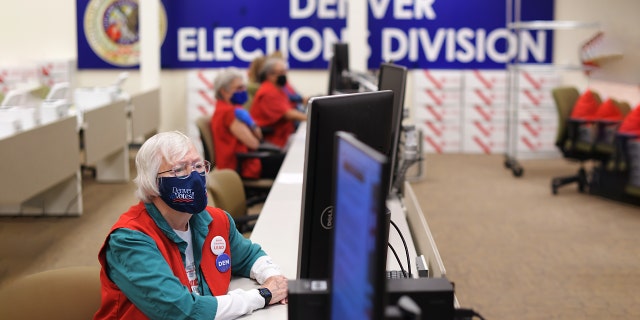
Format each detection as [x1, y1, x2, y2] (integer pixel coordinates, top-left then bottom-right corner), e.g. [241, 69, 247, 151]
[276, 173, 303, 184]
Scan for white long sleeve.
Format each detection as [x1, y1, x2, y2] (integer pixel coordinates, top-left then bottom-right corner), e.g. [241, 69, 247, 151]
[249, 255, 282, 284]
[214, 256, 282, 319]
[214, 288, 264, 320]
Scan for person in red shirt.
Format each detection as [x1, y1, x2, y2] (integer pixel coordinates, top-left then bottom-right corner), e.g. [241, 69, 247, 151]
[211, 68, 263, 179]
[250, 56, 307, 148]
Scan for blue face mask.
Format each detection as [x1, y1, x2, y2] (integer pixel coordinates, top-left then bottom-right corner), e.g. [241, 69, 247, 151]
[230, 90, 249, 105]
[158, 171, 208, 214]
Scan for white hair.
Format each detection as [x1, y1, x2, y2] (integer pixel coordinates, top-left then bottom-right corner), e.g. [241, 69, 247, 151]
[258, 57, 286, 82]
[134, 131, 194, 202]
[213, 68, 244, 100]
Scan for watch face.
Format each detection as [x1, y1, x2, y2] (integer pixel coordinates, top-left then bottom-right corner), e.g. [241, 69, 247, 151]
[259, 288, 272, 306]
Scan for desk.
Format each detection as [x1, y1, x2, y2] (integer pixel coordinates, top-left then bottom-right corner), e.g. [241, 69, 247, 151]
[229, 123, 447, 317]
[129, 88, 160, 141]
[0, 116, 82, 216]
[82, 99, 129, 182]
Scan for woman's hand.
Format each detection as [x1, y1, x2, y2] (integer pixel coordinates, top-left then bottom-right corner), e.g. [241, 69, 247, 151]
[261, 275, 288, 305]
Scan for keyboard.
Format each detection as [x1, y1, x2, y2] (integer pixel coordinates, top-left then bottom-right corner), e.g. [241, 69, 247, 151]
[386, 270, 409, 279]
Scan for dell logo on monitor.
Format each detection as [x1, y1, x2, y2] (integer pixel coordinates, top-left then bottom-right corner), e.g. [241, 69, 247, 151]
[320, 206, 334, 230]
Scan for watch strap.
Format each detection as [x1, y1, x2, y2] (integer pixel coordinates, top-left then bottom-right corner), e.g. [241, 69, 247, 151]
[258, 287, 272, 307]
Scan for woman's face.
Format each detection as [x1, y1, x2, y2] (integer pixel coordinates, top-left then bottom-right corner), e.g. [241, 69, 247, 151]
[221, 77, 246, 103]
[267, 61, 287, 84]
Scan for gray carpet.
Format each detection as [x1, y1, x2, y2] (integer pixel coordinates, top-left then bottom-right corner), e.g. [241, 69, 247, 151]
[1, 153, 639, 319]
[410, 154, 640, 319]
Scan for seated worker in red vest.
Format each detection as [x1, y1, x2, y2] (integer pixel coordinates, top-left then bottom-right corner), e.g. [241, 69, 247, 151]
[250, 56, 308, 148]
[248, 52, 310, 114]
[93, 131, 288, 320]
[211, 68, 265, 179]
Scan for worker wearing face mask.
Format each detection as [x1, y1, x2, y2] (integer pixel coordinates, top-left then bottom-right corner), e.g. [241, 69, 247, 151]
[93, 131, 288, 320]
[250, 56, 307, 149]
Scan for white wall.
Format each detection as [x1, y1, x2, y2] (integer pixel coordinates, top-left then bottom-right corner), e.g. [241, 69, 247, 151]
[1, 0, 639, 133]
[555, 0, 640, 105]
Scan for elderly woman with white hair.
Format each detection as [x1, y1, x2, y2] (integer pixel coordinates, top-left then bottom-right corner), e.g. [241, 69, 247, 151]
[94, 131, 288, 320]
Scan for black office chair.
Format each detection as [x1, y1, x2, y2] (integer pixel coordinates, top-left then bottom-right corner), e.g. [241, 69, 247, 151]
[550, 87, 601, 195]
[591, 99, 629, 162]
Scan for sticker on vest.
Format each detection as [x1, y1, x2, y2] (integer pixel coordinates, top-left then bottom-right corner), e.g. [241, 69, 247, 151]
[216, 253, 231, 273]
[210, 235, 226, 256]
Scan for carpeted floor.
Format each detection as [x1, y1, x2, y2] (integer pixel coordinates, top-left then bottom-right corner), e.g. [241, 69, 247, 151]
[1, 153, 639, 319]
[410, 154, 640, 319]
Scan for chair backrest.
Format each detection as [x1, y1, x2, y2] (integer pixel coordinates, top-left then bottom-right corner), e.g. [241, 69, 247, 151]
[617, 100, 632, 116]
[552, 86, 580, 145]
[208, 169, 247, 219]
[196, 116, 215, 164]
[0, 266, 102, 320]
[244, 81, 260, 111]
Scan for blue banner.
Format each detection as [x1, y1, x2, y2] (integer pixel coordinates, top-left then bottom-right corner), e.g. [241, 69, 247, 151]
[76, 0, 553, 70]
[368, 0, 554, 69]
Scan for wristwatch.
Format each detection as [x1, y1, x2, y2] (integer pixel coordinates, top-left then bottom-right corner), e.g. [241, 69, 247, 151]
[258, 287, 272, 307]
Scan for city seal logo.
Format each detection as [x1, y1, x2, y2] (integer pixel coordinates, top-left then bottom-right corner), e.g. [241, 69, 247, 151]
[83, 0, 167, 67]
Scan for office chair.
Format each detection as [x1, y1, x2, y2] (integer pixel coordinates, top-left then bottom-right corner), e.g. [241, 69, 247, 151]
[244, 81, 260, 111]
[592, 99, 630, 161]
[0, 266, 102, 320]
[624, 137, 640, 199]
[207, 169, 261, 234]
[195, 116, 277, 202]
[550, 87, 601, 194]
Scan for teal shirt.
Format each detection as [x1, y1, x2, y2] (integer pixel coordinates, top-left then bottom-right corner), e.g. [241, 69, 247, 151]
[105, 203, 266, 320]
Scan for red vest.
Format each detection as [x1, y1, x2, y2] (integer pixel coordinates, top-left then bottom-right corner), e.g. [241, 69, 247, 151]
[250, 81, 295, 148]
[93, 203, 231, 320]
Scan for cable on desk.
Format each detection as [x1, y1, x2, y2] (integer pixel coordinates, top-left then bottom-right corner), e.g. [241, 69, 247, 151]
[387, 243, 408, 277]
[389, 218, 412, 278]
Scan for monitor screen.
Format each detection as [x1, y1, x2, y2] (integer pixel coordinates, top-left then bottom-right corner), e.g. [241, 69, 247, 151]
[328, 42, 357, 95]
[377, 62, 408, 194]
[297, 90, 395, 280]
[329, 132, 390, 320]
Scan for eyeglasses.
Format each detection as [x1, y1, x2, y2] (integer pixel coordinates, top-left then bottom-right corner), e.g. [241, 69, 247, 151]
[157, 160, 211, 179]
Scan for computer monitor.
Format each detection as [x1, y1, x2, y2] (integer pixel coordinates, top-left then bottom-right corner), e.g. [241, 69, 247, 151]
[297, 90, 395, 280]
[328, 42, 358, 95]
[329, 131, 390, 320]
[377, 62, 408, 194]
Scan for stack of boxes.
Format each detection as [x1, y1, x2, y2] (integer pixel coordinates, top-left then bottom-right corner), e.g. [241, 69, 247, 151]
[462, 70, 508, 154]
[413, 70, 463, 153]
[513, 69, 561, 158]
[412, 68, 560, 158]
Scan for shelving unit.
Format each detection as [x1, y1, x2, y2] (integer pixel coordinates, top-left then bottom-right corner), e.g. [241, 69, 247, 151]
[503, 0, 600, 177]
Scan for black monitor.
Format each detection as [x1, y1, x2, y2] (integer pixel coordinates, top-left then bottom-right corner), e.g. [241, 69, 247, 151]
[329, 132, 390, 320]
[328, 42, 358, 95]
[377, 62, 408, 194]
[297, 90, 395, 280]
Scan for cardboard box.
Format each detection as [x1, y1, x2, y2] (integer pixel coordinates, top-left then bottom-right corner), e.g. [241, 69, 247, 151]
[464, 70, 507, 90]
[417, 120, 462, 153]
[414, 104, 462, 122]
[413, 69, 463, 90]
[414, 88, 463, 107]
